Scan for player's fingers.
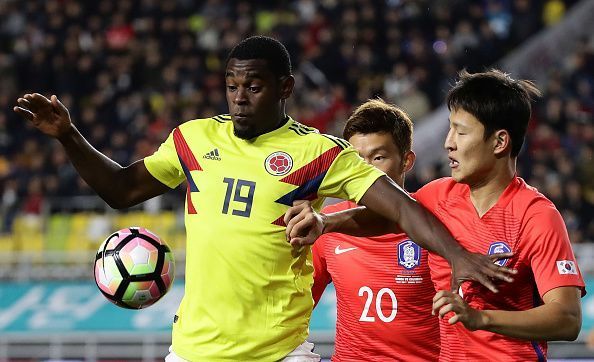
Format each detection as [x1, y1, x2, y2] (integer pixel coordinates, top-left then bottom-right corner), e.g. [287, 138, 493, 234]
[290, 237, 309, 247]
[448, 313, 460, 325]
[489, 268, 515, 283]
[489, 252, 514, 261]
[432, 290, 449, 303]
[474, 273, 499, 293]
[25, 93, 50, 111]
[438, 303, 457, 319]
[285, 211, 306, 241]
[13, 106, 34, 121]
[289, 215, 314, 240]
[283, 202, 308, 225]
[432, 297, 451, 316]
[51, 95, 68, 115]
[16, 97, 31, 108]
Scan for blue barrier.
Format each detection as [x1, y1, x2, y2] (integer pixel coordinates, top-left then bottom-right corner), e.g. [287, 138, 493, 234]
[0, 281, 336, 333]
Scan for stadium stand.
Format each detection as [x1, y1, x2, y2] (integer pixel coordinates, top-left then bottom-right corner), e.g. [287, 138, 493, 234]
[0, 0, 592, 360]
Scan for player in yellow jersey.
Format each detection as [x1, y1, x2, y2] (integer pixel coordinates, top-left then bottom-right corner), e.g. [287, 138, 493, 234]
[14, 36, 515, 361]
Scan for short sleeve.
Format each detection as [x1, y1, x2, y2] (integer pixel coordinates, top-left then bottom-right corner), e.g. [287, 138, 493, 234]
[144, 130, 185, 189]
[524, 201, 586, 297]
[318, 147, 384, 203]
[413, 178, 449, 211]
[311, 235, 331, 305]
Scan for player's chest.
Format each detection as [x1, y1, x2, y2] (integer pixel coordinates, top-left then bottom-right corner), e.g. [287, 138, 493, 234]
[437, 205, 521, 258]
[326, 238, 429, 284]
[188, 143, 311, 193]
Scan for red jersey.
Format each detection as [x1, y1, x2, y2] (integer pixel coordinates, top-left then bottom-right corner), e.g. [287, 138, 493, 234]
[415, 177, 586, 362]
[312, 201, 440, 362]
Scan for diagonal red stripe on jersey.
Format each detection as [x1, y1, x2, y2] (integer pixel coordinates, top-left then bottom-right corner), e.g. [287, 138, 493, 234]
[173, 128, 202, 171]
[186, 184, 197, 214]
[280, 146, 342, 186]
[271, 215, 286, 227]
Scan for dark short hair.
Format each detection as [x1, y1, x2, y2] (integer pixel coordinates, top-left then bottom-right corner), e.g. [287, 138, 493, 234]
[343, 98, 413, 158]
[226, 36, 292, 78]
[447, 69, 541, 157]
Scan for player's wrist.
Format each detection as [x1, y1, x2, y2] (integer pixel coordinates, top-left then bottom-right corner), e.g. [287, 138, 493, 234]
[56, 123, 79, 143]
[474, 309, 491, 331]
[319, 213, 329, 234]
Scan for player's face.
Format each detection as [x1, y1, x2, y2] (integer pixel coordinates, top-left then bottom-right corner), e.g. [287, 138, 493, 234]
[445, 108, 498, 185]
[348, 132, 407, 187]
[225, 58, 292, 140]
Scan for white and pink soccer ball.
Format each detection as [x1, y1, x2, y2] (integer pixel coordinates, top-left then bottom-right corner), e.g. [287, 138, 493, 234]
[94, 227, 175, 309]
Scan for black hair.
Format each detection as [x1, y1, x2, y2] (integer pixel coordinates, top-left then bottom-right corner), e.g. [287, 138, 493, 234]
[447, 69, 541, 157]
[226, 36, 292, 78]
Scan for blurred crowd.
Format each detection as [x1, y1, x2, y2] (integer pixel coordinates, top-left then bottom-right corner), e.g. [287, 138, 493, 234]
[0, 0, 592, 242]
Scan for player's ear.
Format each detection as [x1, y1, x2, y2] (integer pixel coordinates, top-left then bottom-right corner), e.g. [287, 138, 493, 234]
[402, 150, 416, 173]
[279, 75, 295, 100]
[493, 129, 510, 156]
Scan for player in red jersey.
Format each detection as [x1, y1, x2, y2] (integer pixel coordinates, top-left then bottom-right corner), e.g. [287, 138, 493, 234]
[311, 99, 439, 361]
[286, 70, 585, 361]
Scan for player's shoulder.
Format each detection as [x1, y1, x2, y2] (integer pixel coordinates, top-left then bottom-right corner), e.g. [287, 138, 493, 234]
[416, 177, 462, 197]
[286, 119, 351, 150]
[510, 177, 559, 216]
[177, 114, 232, 132]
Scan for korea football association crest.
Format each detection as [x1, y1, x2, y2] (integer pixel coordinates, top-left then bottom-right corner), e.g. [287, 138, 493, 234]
[398, 240, 421, 270]
[265, 151, 293, 176]
[488, 241, 511, 266]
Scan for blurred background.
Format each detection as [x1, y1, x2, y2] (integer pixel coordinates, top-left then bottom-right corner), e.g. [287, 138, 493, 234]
[0, 0, 593, 360]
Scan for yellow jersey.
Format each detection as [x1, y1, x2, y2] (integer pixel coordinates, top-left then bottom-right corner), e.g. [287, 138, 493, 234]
[144, 115, 383, 361]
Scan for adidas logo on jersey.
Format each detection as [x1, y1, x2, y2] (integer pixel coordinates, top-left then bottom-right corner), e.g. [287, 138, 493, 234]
[203, 148, 221, 161]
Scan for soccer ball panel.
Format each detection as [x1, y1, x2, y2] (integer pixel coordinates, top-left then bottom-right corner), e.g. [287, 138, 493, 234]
[120, 240, 158, 275]
[94, 256, 123, 295]
[122, 281, 162, 308]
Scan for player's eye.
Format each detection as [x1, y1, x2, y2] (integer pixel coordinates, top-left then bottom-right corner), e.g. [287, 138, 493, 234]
[248, 86, 261, 93]
[226, 85, 237, 92]
[373, 155, 386, 161]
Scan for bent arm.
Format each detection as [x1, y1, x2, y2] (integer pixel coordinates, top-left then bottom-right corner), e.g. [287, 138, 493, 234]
[322, 206, 399, 236]
[58, 126, 171, 208]
[480, 286, 582, 340]
[357, 176, 462, 260]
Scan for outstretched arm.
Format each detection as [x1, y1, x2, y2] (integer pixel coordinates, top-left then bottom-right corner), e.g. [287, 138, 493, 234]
[286, 176, 516, 293]
[14, 93, 170, 208]
[358, 176, 515, 292]
[433, 286, 582, 340]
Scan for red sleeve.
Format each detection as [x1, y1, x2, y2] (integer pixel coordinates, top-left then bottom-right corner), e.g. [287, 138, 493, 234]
[523, 200, 586, 297]
[413, 178, 451, 210]
[311, 202, 353, 305]
[311, 236, 331, 306]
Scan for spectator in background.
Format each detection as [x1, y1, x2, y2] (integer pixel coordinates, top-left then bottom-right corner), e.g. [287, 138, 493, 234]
[0, 0, 590, 242]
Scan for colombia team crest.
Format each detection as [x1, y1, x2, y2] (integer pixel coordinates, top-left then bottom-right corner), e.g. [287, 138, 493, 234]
[265, 151, 293, 176]
[398, 240, 421, 269]
[488, 241, 511, 266]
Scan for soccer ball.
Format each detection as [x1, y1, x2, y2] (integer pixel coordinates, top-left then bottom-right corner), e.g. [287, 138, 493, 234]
[94, 227, 175, 309]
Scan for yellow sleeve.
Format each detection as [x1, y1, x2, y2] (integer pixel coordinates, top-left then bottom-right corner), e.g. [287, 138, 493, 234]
[318, 147, 384, 202]
[144, 131, 185, 189]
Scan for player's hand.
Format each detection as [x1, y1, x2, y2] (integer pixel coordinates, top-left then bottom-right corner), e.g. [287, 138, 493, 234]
[450, 251, 516, 293]
[284, 200, 326, 247]
[14, 93, 73, 139]
[432, 290, 486, 331]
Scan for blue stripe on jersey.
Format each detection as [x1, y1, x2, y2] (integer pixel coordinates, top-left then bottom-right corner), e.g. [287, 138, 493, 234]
[179, 157, 199, 192]
[275, 171, 326, 206]
[531, 341, 545, 362]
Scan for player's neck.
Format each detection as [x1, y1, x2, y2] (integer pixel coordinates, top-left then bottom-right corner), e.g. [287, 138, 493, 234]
[469, 159, 516, 218]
